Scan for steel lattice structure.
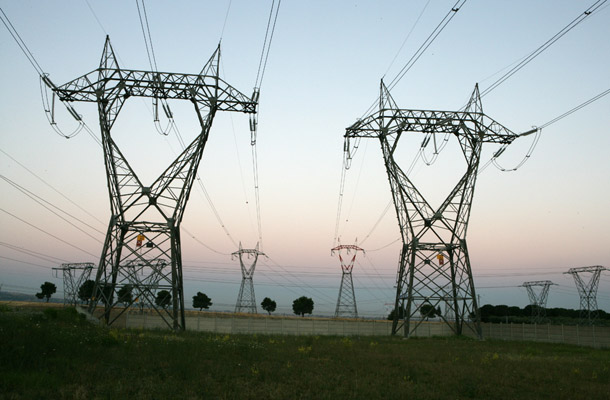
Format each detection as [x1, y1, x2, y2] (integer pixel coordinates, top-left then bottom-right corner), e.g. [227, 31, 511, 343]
[52, 262, 94, 306]
[331, 244, 364, 318]
[233, 243, 265, 314]
[45, 37, 257, 330]
[521, 280, 556, 323]
[565, 265, 608, 323]
[345, 81, 526, 338]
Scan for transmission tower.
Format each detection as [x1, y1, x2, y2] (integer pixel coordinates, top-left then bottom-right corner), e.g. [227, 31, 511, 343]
[43, 37, 257, 330]
[565, 265, 608, 323]
[344, 81, 532, 338]
[331, 244, 364, 318]
[521, 280, 556, 323]
[233, 243, 265, 314]
[52, 262, 94, 306]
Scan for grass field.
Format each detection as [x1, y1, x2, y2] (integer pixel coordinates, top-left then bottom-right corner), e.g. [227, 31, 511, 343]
[1, 304, 609, 399]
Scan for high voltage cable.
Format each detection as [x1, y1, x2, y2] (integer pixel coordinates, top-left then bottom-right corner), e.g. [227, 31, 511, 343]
[359, 0, 467, 120]
[480, 87, 610, 174]
[539, 87, 610, 129]
[0, 208, 98, 258]
[254, 0, 282, 90]
[480, 0, 607, 99]
[0, 255, 54, 271]
[0, 241, 70, 264]
[84, 0, 107, 35]
[1, 175, 105, 242]
[219, 0, 233, 41]
[0, 7, 44, 76]
[0, 149, 105, 226]
[383, 0, 432, 79]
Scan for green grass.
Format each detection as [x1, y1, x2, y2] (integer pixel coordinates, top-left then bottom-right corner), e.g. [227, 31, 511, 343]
[1, 305, 609, 400]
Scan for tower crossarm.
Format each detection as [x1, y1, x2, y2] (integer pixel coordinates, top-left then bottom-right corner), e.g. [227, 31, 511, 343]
[51, 69, 256, 114]
[345, 109, 518, 145]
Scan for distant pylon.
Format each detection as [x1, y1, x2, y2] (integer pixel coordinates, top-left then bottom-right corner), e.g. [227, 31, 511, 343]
[520, 280, 556, 323]
[565, 265, 608, 324]
[52, 263, 94, 306]
[233, 243, 265, 313]
[331, 244, 365, 318]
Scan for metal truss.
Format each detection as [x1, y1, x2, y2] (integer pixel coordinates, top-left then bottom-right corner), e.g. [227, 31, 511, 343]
[46, 36, 257, 330]
[52, 262, 94, 306]
[565, 265, 608, 323]
[521, 280, 556, 323]
[233, 243, 265, 314]
[331, 244, 364, 318]
[345, 81, 523, 338]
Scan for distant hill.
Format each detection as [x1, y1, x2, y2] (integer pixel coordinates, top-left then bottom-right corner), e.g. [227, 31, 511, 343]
[0, 291, 63, 304]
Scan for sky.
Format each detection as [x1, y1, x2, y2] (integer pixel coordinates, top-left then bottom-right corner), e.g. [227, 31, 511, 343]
[1, 0, 609, 318]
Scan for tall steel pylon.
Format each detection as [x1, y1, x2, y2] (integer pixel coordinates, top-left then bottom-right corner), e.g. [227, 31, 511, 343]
[521, 280, 556, 323]
[344, 81, 528, 338]
[45, 36, 257, 330]
[331, 244, 364, 318]
[233, 243, 265, 314]
[565, 265, 608, 323]
[52, 262, 94, 306]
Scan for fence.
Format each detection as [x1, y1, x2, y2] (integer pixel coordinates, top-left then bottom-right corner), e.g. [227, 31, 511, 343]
[481, 322, 610, 348]
[125, 313, 610, 348]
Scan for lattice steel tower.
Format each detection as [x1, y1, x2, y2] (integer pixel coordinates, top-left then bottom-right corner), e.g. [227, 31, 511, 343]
[565, 265, 608, 323]
[52, 262, 94, 306]
[345, 81, 530, 338]
[44, 37, 257, 330]
[521, 280, 556, 323]
[331, 244, 364, 318]
[233, 243, 265, 314]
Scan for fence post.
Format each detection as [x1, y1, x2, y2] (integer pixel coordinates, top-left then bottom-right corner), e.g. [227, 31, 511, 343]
[593, 325, 596, 348]
[561, 324, 564, 344]
[577, 324, 580, 346]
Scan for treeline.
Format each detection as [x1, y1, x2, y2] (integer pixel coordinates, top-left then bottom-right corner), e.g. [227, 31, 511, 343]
[480, 304, 610, 325]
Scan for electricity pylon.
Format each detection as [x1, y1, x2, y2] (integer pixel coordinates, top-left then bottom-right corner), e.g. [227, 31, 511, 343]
[344, 81, 531, 338]
[521, 280, 556, 323]
[565, 265, 608, 324]
[52, 262, 94, 306]
[44, 36, 257, 330]
[233, 243, 265, 314]
[331, 244, 364, 318]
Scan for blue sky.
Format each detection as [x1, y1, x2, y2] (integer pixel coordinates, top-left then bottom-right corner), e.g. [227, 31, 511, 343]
[1, 0, 609, 317]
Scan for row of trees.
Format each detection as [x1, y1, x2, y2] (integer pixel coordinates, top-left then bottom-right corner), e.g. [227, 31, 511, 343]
[49, 280, 316, 317]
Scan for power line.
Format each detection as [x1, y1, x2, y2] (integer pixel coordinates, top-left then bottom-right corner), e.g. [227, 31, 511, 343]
[0, 241, 69, 264]
[539, 87, 610, 129]
[0, 208, 98, 258]
[480, 0, 607, 98]
[254, 0, 282, 90]
[1, 174, 105, 241]
[0, 6, 45, 76]
[0, 148, 106, 226]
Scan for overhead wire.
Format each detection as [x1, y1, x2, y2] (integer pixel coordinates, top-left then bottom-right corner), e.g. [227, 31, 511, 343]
[479, 0, 607, 99]
[0, 148, 106, 226]
[0, 208, 98, 258]
[1, 174, 105, 241]
[0, 241, 70, 264]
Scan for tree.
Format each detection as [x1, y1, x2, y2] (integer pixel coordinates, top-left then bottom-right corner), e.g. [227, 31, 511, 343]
[78, 279, 96, 303]
[35, 281, 57, 303]
[192, 292, 212, 311]
[387, 306, 406, 321]
[261, 297, 277, 315]
[155, 290, 172, 309]
[420, 303, 441, 320]
[292, 296, 314, 317]
[117, 284, 133, 305]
